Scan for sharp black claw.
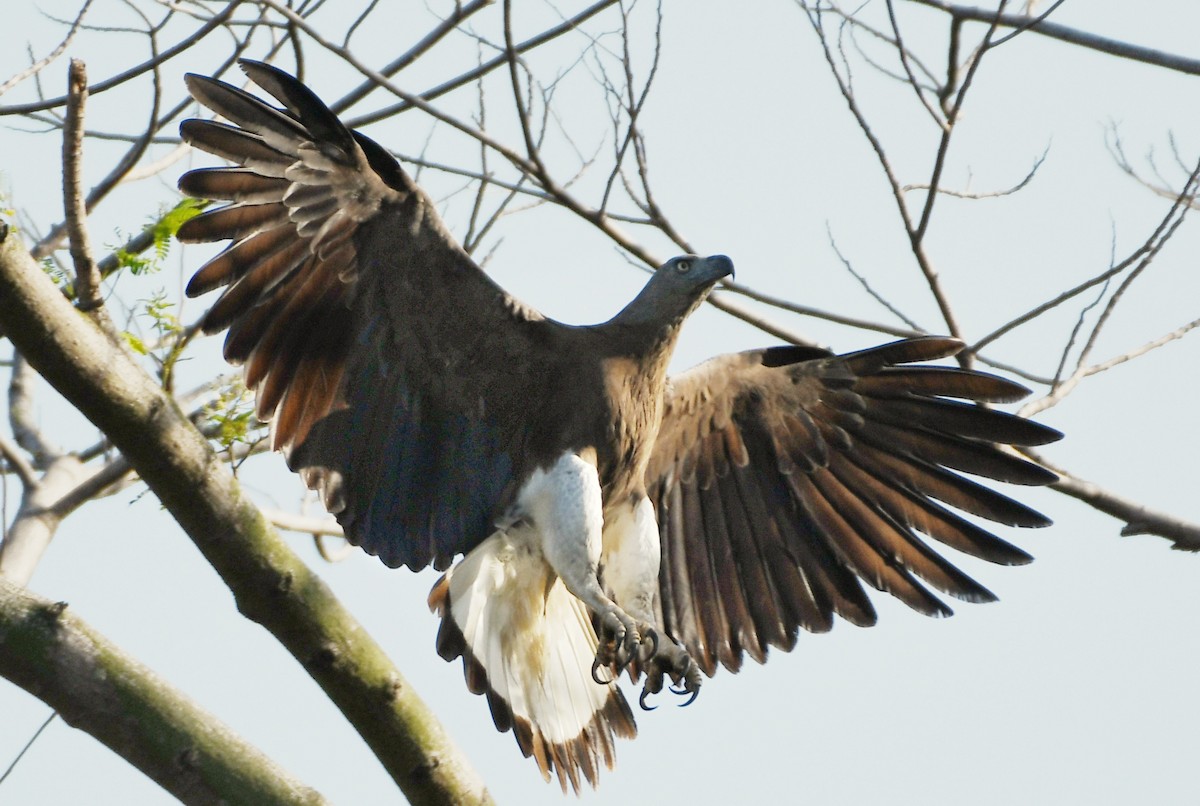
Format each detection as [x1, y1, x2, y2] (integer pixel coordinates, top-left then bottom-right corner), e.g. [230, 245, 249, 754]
[639, 688, 658, 711]
[591, 658, 609, 685]
[643, 628, 659, 658]
[677, 688, 699, 707]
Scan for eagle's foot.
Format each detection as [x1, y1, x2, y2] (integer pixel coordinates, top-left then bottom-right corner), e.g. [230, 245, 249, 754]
[593, 608, 658, 678]
[638, 640, 702, 711]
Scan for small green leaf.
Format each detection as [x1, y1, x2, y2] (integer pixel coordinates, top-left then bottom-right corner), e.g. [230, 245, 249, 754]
[123, 332, 148, 355]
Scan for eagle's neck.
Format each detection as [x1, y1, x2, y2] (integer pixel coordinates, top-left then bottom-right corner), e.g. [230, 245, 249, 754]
[604, 274, 708, 364]
[589, 318, 689, 506]
[580, 274, 713, 503]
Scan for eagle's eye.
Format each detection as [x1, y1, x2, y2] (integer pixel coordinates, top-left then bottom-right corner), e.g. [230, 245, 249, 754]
[675, 259, 692, 274]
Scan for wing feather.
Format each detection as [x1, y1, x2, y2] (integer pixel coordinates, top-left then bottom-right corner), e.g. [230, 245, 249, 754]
[706, 457, 774, 665]
[648, 337, 1061, 677]
[180, 60, 560, 570]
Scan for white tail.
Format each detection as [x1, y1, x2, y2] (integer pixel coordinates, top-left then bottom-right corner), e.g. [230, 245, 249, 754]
[429, 529, 636, 793]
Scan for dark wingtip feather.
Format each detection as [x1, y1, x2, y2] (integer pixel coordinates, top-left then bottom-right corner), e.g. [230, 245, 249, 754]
[844, 336, 965, 370]
[238, 59, 357, 154]
[1024, 422, 1064, 447]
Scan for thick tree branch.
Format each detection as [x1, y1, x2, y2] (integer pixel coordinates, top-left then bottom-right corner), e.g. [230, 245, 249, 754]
[0, 223, 492, 806]
[0, 578, 327, 804]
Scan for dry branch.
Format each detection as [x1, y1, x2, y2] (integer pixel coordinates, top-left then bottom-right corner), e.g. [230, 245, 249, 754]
[908, 0, 1200, 76]
[62, 60, 104, 319]
[1030, 452, 1200, 552]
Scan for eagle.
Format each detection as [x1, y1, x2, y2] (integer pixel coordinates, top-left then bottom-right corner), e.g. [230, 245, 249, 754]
[177, 60, 1061, 793]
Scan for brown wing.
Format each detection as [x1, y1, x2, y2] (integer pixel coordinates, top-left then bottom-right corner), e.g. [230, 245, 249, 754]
[645, 336, 1061, 677]
[178, 60, 563, 571]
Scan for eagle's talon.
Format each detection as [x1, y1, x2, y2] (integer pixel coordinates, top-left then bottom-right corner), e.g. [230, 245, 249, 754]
[638, 688, 659, 711]
[595, 606, 652, 671]
[638, 625, 659, 661]
[591, 657, 610, 685]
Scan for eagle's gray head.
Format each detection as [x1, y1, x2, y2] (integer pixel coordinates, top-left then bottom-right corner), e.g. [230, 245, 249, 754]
[656, 254, 734, 291]
[617, 253, 733, 326]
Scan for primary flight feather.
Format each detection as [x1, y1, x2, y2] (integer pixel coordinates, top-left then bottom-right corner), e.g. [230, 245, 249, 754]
[178, 59, 1061, 792]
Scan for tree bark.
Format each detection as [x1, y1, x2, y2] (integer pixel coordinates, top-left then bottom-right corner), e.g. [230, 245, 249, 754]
[0, 222, 492, 805]
[0, 578, 327, 805]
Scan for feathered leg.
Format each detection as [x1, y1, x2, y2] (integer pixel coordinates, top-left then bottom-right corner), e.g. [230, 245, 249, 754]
[601, 495, 703, 708]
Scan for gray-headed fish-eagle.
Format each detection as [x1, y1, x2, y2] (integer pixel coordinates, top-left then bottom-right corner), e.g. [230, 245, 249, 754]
[177, 60, 1061, 793]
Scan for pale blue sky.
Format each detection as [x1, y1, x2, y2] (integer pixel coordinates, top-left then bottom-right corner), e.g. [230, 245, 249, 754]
[3, 2, 1200, 804]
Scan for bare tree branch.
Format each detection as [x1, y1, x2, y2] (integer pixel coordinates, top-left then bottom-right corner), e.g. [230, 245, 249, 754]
[62, 60, 105, 319]
[261, 505, 344, 538]
[8, 355, 57, 465]
[0, 0, 95, 97]
[0, 0, 245, 116]
[908, 0, 1200, 76]
[1031, 452, 1200, 552]
[344, 0, 621, 127]
[330, 0, 494, 113]
[902, 144, 1048, 198]
[0, 433, 37, 489]
[0, 455, 87, 586]
[970, 161, 1200, 354]
[799, 3, 965, 342]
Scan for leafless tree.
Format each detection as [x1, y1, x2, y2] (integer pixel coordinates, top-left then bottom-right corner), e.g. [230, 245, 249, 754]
[0, 1, 1196, 803]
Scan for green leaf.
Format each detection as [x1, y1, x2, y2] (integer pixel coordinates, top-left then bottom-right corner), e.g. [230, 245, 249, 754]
[123, 332, 148, 355]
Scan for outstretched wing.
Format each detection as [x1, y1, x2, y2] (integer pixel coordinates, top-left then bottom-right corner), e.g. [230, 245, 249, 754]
[178, 60, 560, 571]
[645, 336, 1061, 677]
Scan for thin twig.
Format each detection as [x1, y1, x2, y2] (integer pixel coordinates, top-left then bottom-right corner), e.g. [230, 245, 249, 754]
[903, 144, 1048, 198]
[971, 160, 1200, 353]
[0, 0, 245, 116]
[1029, 450, 1200, 551]
[1022, 316, 1200, 417]
[913, 0, 1008, 242]
[261, 506, 344, 538]
[705, 292, 817, 346]
[800, 3, 963, 343]
[826, 222, 924, 331]
[910, 0, 1200, 76]
[331, 0, 494, 113]
[885, 0, 946, 128]
[0, 712, 57, 787]
[344, 0, 621, 128]
[0, 0, 95, 97]
[721, 274, 925, 339]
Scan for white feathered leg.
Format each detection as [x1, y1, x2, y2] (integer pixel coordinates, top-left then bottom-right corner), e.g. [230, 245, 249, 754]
[519, 452, 653, 671]
[602, 495, 703, 708]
